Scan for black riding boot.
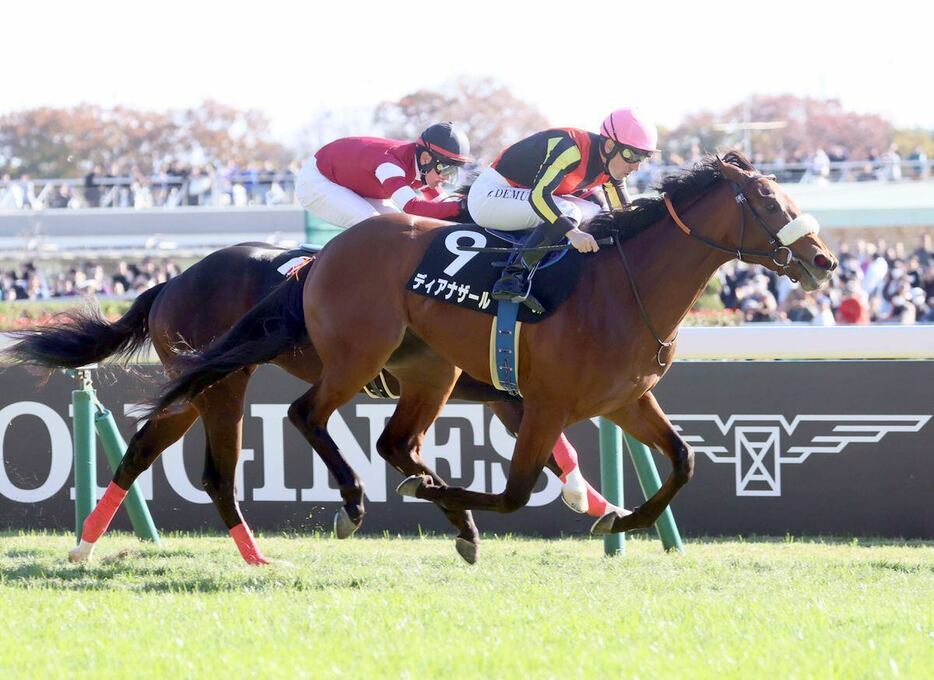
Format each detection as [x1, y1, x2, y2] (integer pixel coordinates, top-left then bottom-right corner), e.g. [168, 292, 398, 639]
[491, 217, 572, 312]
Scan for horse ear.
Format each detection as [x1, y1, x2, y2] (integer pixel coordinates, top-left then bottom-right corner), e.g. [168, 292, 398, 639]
[717, 155, 746, 182]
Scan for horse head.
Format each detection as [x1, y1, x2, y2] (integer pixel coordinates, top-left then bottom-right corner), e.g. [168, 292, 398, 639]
[716, 154, 837, 291]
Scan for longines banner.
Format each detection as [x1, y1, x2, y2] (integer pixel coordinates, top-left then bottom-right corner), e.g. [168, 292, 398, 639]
[1, 362, 931, 538]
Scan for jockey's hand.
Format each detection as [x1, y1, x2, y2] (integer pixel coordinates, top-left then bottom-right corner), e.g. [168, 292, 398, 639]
[566, 227, 600, 253]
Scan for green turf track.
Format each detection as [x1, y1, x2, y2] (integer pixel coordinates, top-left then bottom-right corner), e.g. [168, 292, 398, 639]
[1, 532, 931, 679]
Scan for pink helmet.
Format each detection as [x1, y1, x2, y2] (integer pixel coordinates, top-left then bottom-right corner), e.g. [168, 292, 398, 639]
[600, 107, 658, 152]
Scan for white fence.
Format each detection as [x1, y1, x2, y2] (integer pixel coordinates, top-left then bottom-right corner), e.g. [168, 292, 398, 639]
[2, 325, 932, 362]
[677, 325, 934, 360]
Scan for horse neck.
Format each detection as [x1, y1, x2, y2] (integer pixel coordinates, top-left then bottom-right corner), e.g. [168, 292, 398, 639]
[606, 182, 739, 340]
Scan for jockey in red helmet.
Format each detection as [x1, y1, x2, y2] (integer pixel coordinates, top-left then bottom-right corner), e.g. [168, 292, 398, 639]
[466, 107, 658, 308]
[295, 122, 471, 228]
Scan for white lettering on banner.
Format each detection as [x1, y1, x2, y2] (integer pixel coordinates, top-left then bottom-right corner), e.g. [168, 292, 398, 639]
[236, 449, 255, 502]
[488, 416, 561, 507]
[411, 404, 486, 503]
[302, 409, 387, 502]
[250, 404, 295, 501]
[0, 401, 72, 503]
[122, 404, 154, 499]
[161, 437, 210, 504]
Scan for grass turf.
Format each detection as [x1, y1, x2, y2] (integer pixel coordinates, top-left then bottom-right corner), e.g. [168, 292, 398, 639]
[1, 532, 931, 679]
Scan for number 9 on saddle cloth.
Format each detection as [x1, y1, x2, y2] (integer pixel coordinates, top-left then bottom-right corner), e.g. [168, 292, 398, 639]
[406, 224, 589, 323]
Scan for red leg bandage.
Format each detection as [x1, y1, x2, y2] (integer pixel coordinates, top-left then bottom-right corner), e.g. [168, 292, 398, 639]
[585, 483, 610, 517]
[230, 523, 270, 565]
[552, 434, 579, 482]
[81, 481, 128, 543]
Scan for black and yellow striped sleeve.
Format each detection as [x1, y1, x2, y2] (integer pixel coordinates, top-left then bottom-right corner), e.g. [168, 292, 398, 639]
[529, 135, 581, 224]
[603, 179, 631, 210]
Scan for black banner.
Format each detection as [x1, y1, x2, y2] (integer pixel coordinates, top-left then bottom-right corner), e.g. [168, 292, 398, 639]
[1, 362, 931, 538]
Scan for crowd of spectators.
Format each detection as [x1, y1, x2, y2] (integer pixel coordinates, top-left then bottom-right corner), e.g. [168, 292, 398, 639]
[1, 259, 182, 301]
[717, 235, 934, 325]
[0, 143, 931, 211]
[623, 143, 930, 193]
[0, 159, 302, 211]
[3, 236, 931, 325]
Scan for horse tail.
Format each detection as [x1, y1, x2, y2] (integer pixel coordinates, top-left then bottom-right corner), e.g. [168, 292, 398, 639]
[3, 283, 167, 369]
[146, 263, 311, 417]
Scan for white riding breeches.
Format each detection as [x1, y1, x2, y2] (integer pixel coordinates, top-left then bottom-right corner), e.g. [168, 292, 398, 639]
[295, 159, 398, 229]
[466, 167, 601, 232]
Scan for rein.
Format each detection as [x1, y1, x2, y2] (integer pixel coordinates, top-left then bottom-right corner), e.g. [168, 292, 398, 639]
[614, 237, 674, 367]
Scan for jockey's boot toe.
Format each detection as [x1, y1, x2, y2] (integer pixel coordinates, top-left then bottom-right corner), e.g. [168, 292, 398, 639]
[491, 268, 529, 302]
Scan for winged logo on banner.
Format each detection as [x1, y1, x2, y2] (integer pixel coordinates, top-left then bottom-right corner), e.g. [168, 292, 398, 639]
[665, 415, 931, 496]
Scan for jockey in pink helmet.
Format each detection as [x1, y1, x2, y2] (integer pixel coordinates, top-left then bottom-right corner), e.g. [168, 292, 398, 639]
[467, 107, 658, 309]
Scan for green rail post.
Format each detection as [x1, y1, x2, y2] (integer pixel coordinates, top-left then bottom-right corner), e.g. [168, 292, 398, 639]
[95, 407, 160, 543]
[598, 419, 625, 555]
[69, 366, 160, 544]
[623, 433, 684, 552]
[71, 370, 96, 544]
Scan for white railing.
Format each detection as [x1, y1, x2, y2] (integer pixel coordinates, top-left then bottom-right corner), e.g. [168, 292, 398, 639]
[676, 325, 934, 360]
[2, 325, 932, 362]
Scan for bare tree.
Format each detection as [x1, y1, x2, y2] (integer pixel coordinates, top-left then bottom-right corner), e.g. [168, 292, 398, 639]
[373, 77, 550, 164]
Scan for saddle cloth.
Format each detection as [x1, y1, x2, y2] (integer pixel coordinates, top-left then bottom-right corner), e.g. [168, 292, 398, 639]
[405, 224, 585, 323]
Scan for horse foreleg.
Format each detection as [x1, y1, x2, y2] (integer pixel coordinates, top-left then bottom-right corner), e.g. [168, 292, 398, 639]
[401, 406, 565, 516]
[379, 365, 482, 563]
[69, 406, 198, 563]
[486, 400, 612, 517]
[593, 391, 694, 535]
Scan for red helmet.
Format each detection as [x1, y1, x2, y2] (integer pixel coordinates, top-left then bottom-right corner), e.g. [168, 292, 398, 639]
[600, 107, 658, 152]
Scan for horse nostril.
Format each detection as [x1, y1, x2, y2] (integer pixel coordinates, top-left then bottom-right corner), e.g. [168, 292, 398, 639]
[813, 254, 834, 271]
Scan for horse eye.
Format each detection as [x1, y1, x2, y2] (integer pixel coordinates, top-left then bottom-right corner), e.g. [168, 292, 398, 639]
[765, 201, 779, 212]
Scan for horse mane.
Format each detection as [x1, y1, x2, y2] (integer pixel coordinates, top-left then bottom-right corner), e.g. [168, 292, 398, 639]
[587, 150, 756, 242]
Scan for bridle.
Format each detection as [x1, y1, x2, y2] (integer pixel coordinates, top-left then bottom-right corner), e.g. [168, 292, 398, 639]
[663, 174, 800, 274]
[615, 171, 820, 367]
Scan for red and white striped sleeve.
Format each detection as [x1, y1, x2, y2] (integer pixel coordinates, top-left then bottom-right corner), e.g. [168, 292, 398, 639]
[374, 162, 460, 220]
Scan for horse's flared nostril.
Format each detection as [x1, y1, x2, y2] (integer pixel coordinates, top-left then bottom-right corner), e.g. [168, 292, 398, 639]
[813, 253, 835, 271]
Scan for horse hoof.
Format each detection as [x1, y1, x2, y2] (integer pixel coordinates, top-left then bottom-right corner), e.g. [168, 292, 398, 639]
[590, 507, 634, 535]
[560, 488, 589, 514]
[396, 475, 423, 498]
[68, 540, 95, 563]
[590, 511, 617, 536]
[455, 538, 479, 565]
[334, 506, 362, 539]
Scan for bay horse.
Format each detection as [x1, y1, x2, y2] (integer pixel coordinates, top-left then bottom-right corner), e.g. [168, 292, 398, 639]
[4, 243, 604, 566]
[149, 152, 837, 555]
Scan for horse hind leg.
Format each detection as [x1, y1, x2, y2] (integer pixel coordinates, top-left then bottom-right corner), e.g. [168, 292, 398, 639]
[288, 384, 368, 539]
[289, 337, 402, 537]
[378, 364, 481, 564]
[194, 372, 271, 565]
[69, 406, 198, 563]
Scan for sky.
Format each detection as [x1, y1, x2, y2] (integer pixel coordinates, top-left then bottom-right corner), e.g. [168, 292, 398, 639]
[4, 0, 931, 146]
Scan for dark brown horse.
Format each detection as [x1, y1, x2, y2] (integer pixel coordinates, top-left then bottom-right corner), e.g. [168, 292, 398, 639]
[150, 152, 837, 555]
[4, 243, 599, 566]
